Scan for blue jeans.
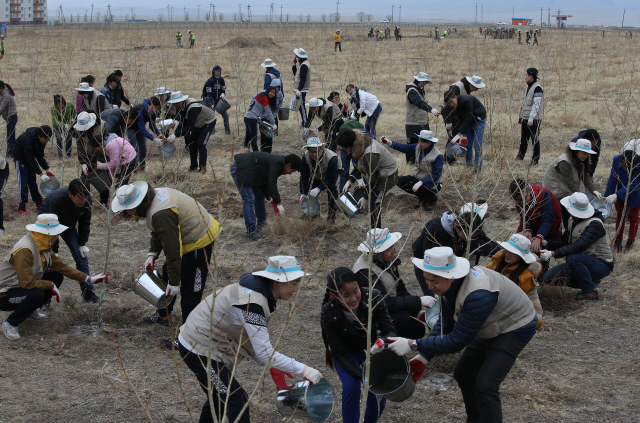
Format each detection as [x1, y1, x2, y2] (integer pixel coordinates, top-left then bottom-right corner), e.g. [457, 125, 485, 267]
[15, 160, 42, 209]
[365, 104, 383, 139]
[543, 253, 611, 294]
[57, 227, 94, 293]
[6, 113, 17, 156]
[187, 121, 215, 168]
[243, 117, 259, 151]
[218, 109, 231, 133]
[54, 125, 73, 158]
[333, 347, 386, 423]
[230, 163, 266, 234]
[464, 118, 485, 170]
[126, 128, 147, 167]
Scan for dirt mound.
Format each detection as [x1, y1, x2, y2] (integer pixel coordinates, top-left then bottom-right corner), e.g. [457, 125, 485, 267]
[222, 37, 278, 49]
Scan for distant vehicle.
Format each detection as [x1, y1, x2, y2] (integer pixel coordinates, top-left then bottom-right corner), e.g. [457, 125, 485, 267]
[241, 18, 251, 22]
[380, 19, 390, 23]
[497, 21, 507, 25]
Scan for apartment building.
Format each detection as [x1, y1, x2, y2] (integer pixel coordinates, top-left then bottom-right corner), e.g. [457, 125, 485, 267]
[2, 0, 47, 25]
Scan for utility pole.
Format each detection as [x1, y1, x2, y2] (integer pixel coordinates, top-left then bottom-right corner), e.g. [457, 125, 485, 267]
[336, 0, 339, 21]
[622, 9, 625, 28]
[197, 4, 200, 21]
[481, 5, 483, 23]
[399, 5, 401, 23]
[280, 5, 283, 23]
[557, 9, 560, 28]
[548, 8, 550, 27]
[238, 4, 242, 21]
[540, 8, 542, 27]
[130, 7, 133, 21]
[167, 4, 170, 22]
[512, 6, 514, 20]
[247, 4, 252, 21]
[392, 5, 394, 23]
[475, 4, 477, 24]
[90, 3, 94, 22]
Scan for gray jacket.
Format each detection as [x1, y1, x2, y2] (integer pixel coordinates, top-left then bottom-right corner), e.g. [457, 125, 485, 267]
[0, 90, 17, 122]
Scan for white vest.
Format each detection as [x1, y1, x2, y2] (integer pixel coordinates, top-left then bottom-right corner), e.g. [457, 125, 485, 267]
[569, 217, 613, 263]
[306, 148, 341, 185]
[414, 144, 443, 183]
[542, 153, 580, 200]
[0, 234, 52, 294]
[352, 254, 397, 297]
[405, 82, 429, 126]
[519, 81, 543, 120]
[294, 61, 311, 90]
[355, 140, 398, 178]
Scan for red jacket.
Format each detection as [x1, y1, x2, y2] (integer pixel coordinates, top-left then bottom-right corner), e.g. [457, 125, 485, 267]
[516, 184, 563, 239]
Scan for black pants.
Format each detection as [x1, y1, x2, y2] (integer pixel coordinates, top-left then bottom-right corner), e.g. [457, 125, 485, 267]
[0, 270, 62, 326]
[517, 120, 540, 164]
[335, 42, 342, 52]
[187, 122, 215, 169]
[179, 343, 250, 423]
[244, 117, 259, 151]
[354, 187, 385, 229]
[398, 176, 440, 204]
[453, 333, 531, 423]
[158, 242, 213, 321]
[327, 119, 344, 152]
[0, 165, 9, 230]
[390, 310, 426, 339]
[405, 124, 429, 164]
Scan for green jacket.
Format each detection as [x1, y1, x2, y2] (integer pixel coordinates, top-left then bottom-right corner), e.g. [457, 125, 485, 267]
[50, 103, 77, 127]
[234, 152, 286, 204]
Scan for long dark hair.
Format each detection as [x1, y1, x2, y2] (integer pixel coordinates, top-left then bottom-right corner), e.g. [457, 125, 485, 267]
[565, 145, 591, 177]
[0, 81, 15, 96]
[321, 267, 359, 371]
[81, 74, 96, 85]
[257, 86, 278, 112]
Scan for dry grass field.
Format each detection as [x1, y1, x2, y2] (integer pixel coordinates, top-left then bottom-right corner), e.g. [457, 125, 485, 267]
[1, 22, 640, 422]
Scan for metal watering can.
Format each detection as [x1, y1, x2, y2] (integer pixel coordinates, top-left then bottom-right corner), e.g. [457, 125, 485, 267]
[368, 348, 415, 402]
[591, 198, 612, 221]
[276, 378, 334, 422]
[259, 120, 275, 138]
[158, 139, 177, 158]
[134, 270, 175, 309]
[301, 196, 321, 217]
[40, 177, 61, 197]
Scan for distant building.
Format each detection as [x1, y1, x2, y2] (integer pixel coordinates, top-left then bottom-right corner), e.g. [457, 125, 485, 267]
[512, 18, 533, 26]
[2, 0, 48, 25]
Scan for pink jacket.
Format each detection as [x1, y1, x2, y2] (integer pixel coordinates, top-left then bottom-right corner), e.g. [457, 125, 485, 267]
[96, 136, 137, 173]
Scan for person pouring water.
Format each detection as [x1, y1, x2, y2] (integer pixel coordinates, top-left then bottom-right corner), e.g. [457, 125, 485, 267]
[179, 255, 322, 423]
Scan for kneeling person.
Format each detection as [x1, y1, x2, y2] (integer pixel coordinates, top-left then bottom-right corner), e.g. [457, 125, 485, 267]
[299, 138, 341, 222]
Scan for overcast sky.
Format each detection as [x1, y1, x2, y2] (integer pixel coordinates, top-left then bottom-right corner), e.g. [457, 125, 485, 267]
[58, 1, 639, 27]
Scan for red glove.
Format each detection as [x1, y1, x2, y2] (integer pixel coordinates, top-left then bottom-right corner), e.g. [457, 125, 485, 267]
[293, 57, 298, 65]
[418, 310, 426, 322]
[271, 199, 279, 213]
[50, 286, 61, 303]
[270, 368, 294, 390]
[343, 103, 348, 112]
[45, 170, 55, 178]
[93, 273, 109, 284]
[460, 136, 468, 147]
[518, 117, 522, 125]
[370, 338, 386, 355]
[409, 354, 429, 382]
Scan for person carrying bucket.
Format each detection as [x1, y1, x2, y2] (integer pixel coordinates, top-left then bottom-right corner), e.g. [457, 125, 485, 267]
[386, 246, 537, 423]
[180, 255, 322, 423]
[299, 137, 341, 223]
[320, 266, 395, 423]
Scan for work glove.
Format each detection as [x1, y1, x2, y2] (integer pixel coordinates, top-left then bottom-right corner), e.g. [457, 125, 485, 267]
[40, 174, 51, 183]
[96, 161, 107, 170]
[272, 124, 277, 131]
[165, 285, 180, 296]
[380, 136, 391, 145]
[357, 179, 366, 189]
[450, 134, 461, 145]
[301, 365, 322, 385]
[387, 337, 413, 356]
[349, 110, 358, 120]
[299, 194, 306, 205]
[220, 93, 225, 100]
[540, 250, 553, 261]
[370, 338, 386, 355]
[412, 181, 423, 192]
[431, 108, 441, 117]
[310, 187, 321, 198]
[145, 254, 157, 271]
[50, 285, 61, 303]
[409, 355, 429, 382]
[445, 123, 453, 130]
[270, 368, 294, 390]
[271, 200, 284, 216]
[518, 117, 523, 125]
[79, 246, 90, 258]
[81, 164, 89, 177]
[89, 273, 108, 284]
[606, 193, 617, 204]
[153, 138, 163, 146]
[342, 180, 352, 193]
[45, 169, 55, 178]
[420, 296, 436, 308]
[592, 191, 602, 199]
[294, 89, 300, 97]
[527, 119, 534, 127]
[166, 134, 176, 143]
[357, 197, 367, 210]
[541, 239, 548, 247]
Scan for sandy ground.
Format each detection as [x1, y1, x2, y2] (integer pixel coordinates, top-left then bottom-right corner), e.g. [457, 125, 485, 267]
[1, 23, 640, 422]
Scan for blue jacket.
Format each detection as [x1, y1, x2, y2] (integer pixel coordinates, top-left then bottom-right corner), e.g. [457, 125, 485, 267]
[100, 86, 116, 107]
[264, 67, 282, 91]
[605, 154, 640, 209]
[417, 278, 499, 359]
[201, 65, 226, 103]
[389, 141, 443, 187]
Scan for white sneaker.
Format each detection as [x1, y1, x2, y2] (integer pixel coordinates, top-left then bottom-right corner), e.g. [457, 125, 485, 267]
[0, 229, 5, 235]
[2, 320, 20, 340]
[28, 310, 46, 320]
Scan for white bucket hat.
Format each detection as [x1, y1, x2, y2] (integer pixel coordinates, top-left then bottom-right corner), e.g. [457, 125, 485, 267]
[167, 91, 189, 104]
[412, 246, 470, 279]
[111, 181, 149, 213]
[252, 256, 309, 282]
[624, 139, 640, 153]
[560, 192, 595, 219]
[357, 228, 402, 254]
[466, 75, 486, 89]
[302, 137, 324, 149]
[417, 130, 438, 143]
[460, 202, 488, 220]
[26, 214, 68, 236]
[569, 138, 597, 154]
[500, 234, 537, 264]
[75, 82, 94, 92]
[74, 111, 97, 131]
[261, 58, 277, 68]
[305, 98, 323, 107]
[414, 72, 432, 83]
[294, 48, 308, 58]
[154, 87, 171, 95]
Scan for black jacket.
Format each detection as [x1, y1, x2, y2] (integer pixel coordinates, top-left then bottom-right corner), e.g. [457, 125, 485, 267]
[299, 154, 339, 195]
[234, 152, 285, 204]
[201, 65, 226, 103]
[321, 287, 396, 380]
[412, 215, 500, 264]
[114, 81, 130, 107]
[355, 258, 422, 316]
[452, 95, 486, 134]
[547, 211, 613, 268]
[13, 127, 49, 174]
[39, 187, 92, 246]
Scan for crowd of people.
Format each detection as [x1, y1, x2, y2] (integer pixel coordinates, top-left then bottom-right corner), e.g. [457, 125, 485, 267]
[0, 36, 635, 423]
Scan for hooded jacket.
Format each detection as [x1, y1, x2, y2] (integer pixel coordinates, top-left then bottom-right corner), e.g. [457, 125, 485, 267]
[201, 65, 226, 103]
[263, 67, 282, 91]
[0, 88, 17, 122]
[13, 127, 49, 174]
